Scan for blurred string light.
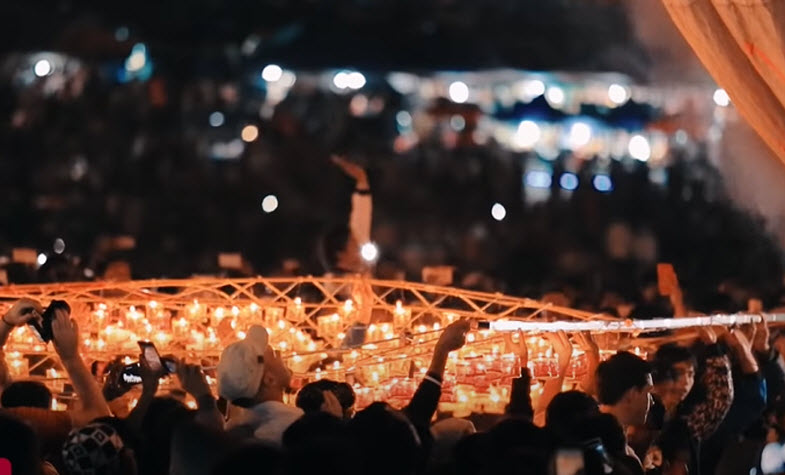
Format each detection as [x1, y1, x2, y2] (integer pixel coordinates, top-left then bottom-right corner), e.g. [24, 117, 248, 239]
[241, 125, 259, 142]
[121, 43, 152, 82]
[448, 81, 470, 103]
[608, 84, 629, 105]
[262, 64, 283, 82]
[53, 239, 66, 255]
[593, 175, 613, 193]
[491, 203, 507, 221]
[125, 44, 147, 72]
[37, 253, 48, 267]
[450, 115, 466, 131]
[525, 170, 552, 189]
[513, 120, 541, 150]
[360, 243, 380, 263]
[396, 111, 412, 129]
[333, 71, 365, 90]
[628, 135, 651, 161]
[545, 86, 565, 106]
[209, 112, 225, 128]
[34, 59, 52, 78]
[567, 122, 592, 149]
[713, 88, 730, 107]
[523, 79, 546, 97]
[261, 195, 279, 213]
[559, 173, 579, 191]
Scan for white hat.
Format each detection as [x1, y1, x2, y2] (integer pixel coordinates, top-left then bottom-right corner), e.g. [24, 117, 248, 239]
[217, 325, 269, 402]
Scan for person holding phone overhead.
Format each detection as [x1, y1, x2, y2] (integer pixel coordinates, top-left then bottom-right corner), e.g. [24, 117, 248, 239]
[1, 298, 111, 466]
[318, 156, 373, 276]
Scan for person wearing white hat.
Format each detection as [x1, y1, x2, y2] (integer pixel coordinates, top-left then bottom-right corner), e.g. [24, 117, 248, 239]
[217, 325, 303, 446]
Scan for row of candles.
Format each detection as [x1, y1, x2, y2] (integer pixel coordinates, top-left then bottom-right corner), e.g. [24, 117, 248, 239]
[2, 299, 648, 414]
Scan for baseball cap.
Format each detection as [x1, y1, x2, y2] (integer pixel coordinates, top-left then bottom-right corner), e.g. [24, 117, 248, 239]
[217, 325, 269, 403]
[61, 422, 125, 475]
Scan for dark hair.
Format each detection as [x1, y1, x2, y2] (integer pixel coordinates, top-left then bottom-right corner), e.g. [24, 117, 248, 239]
[574, 413, 627, 456]
[295, 379, 355, 417]
[283, 413, 356, 475]
[596, 352, 651, 405]
[0, 412, 43, 475]
[545, 390, 600, 442]
[211, 442, 283, 475]
[139, 397, 195, 475]
[1, 381, 53, 409]
[349, 402, 421, 475]
[651, 344, 696, 384]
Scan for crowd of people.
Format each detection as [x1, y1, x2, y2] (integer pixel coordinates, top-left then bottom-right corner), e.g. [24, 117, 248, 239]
[2, 60, 784, 315]
[3, 296, 785, 475]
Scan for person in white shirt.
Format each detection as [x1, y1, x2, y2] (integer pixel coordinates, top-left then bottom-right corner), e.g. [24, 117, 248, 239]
[217, 325, 303, 446]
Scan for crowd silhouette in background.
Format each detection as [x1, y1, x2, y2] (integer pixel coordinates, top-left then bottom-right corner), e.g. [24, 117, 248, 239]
[1, 68, 783, 317]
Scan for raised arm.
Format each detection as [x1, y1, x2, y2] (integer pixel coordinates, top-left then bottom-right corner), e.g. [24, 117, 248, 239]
[534, 331, 572, 426]
[505, 331, 534, 420]
[683, 328, 734, 441]
[404, 319, 470, 428]
[176, 362, 223, 430]
[51, 306, 112, 426]
[0, 299, 43, 392]
[333, 156, 372, 245]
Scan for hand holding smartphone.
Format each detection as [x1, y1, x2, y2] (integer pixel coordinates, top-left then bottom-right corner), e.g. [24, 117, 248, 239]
[119, 341, 178, 386]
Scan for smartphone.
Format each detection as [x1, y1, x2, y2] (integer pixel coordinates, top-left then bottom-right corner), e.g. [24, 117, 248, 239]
[138, 340, 177, 374]
[552, 449, 585, 475]
[582, 438, 613, 475]
[30, 300, 70, 343]
[139, 341, 163, 373]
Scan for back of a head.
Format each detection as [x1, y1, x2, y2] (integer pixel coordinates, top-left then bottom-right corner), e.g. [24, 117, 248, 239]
[170, 422, 235, 475]
[282, 412, 347, 449]
[140, 397, 194, 475]
[545, 391, 600, 441]
[295, 380, 338, 414]
[0, 412, 43, 475]
[486, 419, 555, 475]
[1, 381, 53, 409]
[295, 380, 356, 417]
[350, 402, 421, 475]
[573, 413, 627, 457]
[61, 421, 134, 475]
[651, 344, 695, 384]
[284, 413, 357, 475]
[211, 442, 283, 475]
[596, 352, 651, 406]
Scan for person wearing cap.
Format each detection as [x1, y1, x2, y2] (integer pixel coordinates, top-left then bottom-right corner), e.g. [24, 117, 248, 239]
[61, 421, 136, 475]
[217, 324, 303, 446]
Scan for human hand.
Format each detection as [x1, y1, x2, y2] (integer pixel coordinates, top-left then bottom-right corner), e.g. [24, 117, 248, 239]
[504, 331, 528, 368]
[753, 317, 770, 354]
[139, 353, 163, 394]
[697, 326, 718, 345]
[320, 390, 344, 418]
[3, 298, 43, 327]
[331, 156, 368, 187]
[52, 308, 79, 361]
[544, 331, 573, 368]
[176, 362, 212, 399]
[575, 332, 600, 362]
[725, 328, 753, 352]
[436, 319, 471, 353]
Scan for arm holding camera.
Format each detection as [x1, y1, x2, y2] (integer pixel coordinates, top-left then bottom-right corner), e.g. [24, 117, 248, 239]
[126, 353, 161, 431]
[51, 306, 112, 427]
[176, 362, 223, 430]
[1, 298, 43, 347]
